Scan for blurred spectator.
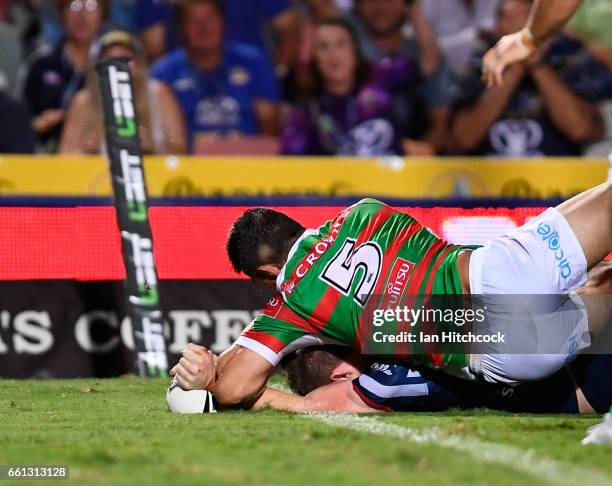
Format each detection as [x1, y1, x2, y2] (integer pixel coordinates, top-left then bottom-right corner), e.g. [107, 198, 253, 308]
[292, 0, 340, 98]
[18, 0, 106, 153]
[350, 0, 450, 153]
[39, 0, 137, 45]
[0, 89, 35, 153]
[452, 0, 608, 156]
[422, 0, 501, 76]
[281, 18, 404, 156]
[137, 0, 300, 73]
[151, 0, 280, 152]
[134, 0, 177, 61]
[59, 30, 187, 154]
[0, 1, 39, 91]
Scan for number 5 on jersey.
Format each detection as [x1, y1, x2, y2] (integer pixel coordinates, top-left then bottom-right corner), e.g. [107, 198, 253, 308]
[320, 238, 383, 306]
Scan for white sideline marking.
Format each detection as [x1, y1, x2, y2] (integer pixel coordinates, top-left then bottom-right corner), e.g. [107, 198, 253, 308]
[307, 413, 611, 486]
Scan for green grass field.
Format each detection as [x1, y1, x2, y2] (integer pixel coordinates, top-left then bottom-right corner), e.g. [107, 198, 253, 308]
[2, 377, 611, 485]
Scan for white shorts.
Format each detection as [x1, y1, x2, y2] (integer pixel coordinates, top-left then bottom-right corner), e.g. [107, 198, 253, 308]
[468, 207, 591, 383]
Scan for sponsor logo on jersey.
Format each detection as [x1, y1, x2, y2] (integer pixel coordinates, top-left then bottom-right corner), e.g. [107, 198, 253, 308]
[536, 222, 571, 278]
[229, 66, 250, 86]
[262, 295, 283, 318]
[385, 258, 414, 304]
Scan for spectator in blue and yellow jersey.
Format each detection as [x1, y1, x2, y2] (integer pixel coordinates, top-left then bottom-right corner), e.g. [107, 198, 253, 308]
[150, 0, 281, 152]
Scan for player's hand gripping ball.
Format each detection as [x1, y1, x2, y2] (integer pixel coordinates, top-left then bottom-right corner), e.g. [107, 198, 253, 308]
[167, 344, 218, 414]
[170, 343, 217, 391]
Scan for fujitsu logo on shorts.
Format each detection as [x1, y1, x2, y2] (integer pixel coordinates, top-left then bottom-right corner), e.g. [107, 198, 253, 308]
[536, 223, 571, 278]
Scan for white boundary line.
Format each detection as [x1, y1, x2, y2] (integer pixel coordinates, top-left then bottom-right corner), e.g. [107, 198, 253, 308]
[307, 413, 611, 486]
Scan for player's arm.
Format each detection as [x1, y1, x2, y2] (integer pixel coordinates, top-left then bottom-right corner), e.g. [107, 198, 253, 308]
[211, 345, 274, 409]
[526, 0, 583, 44]
[253, 381, 377, 413]
[170, 343, 273, 409]
[483, 0, 582, 87]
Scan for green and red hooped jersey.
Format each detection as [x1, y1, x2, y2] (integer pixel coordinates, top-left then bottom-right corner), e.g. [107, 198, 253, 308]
[235, 199, 477, 367]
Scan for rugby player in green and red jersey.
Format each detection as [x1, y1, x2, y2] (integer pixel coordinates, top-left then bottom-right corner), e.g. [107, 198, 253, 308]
[171, 181, 611, 412]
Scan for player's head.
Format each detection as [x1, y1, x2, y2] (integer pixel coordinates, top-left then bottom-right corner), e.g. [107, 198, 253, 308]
[282, 346, 364, 395]
[226, 208, 305, 286]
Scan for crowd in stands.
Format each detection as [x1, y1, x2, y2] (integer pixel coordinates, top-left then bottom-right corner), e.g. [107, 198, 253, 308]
[0, 0, 610, 157]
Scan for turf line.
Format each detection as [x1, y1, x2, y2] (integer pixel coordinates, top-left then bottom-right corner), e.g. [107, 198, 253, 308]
[307, 413, 611, 486]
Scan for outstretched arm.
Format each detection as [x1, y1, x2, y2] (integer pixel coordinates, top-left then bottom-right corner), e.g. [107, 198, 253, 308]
[253, 381, 377, 413]
[482, 0, 582, 87]
[171, 343, 376, 412]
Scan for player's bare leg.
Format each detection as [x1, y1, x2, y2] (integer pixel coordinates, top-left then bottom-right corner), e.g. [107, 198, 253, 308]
[556, 182, 612, 271]
[574, 261, 612, 336]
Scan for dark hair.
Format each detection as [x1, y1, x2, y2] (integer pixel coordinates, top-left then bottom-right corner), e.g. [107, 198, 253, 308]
[282, 346, 354, 396]
[226, 208, 305, 278]
[175, 0, 225, 27]
[309, 17, 371, 96]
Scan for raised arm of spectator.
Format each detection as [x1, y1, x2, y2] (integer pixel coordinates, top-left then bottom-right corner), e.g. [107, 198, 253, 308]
[452, 65, 526, 152]
[526, 0, 583, 44]
[407, 0, 441, 78]
[270, 5, 301, 76]
[529, 62, 603, 143]
[252, 47, 282, 135]
[483, 0, 583, 87]
[58, 91, 89, 154]
[153, 80, 188, 154]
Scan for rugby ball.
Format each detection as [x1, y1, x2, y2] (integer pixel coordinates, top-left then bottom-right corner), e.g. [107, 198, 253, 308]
[166, 377, 217, 414]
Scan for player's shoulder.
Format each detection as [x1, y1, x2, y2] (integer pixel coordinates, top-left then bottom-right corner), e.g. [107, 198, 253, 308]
[347, 198, 390, 213]
[344, 198, 402, 221]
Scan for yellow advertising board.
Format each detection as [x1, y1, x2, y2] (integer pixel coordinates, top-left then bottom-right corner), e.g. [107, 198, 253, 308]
[0, 155, 607, 199]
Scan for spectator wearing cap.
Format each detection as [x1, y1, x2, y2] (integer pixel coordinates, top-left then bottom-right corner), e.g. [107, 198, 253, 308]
[59, 30, 187, 155]
[281, 18, 404, 156]
[451, 0, 608, 156]
[349, 0, 450, 154]
[18, 0, 106, 152]
[150, 0, 280, 152]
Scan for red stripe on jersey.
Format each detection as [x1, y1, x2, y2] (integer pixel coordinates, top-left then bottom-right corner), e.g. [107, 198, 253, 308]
[276, 304, 321, 334]
[352, 382, 393, 412]
[356, 221, 420, 349]
[424, 245, 457, 295]
[394, 239, 446, 358]
[241, 329, 287, 353]
[311, 206, 396, 343]
[405, 239, 447, 296]
[374, 222, 421, 297]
